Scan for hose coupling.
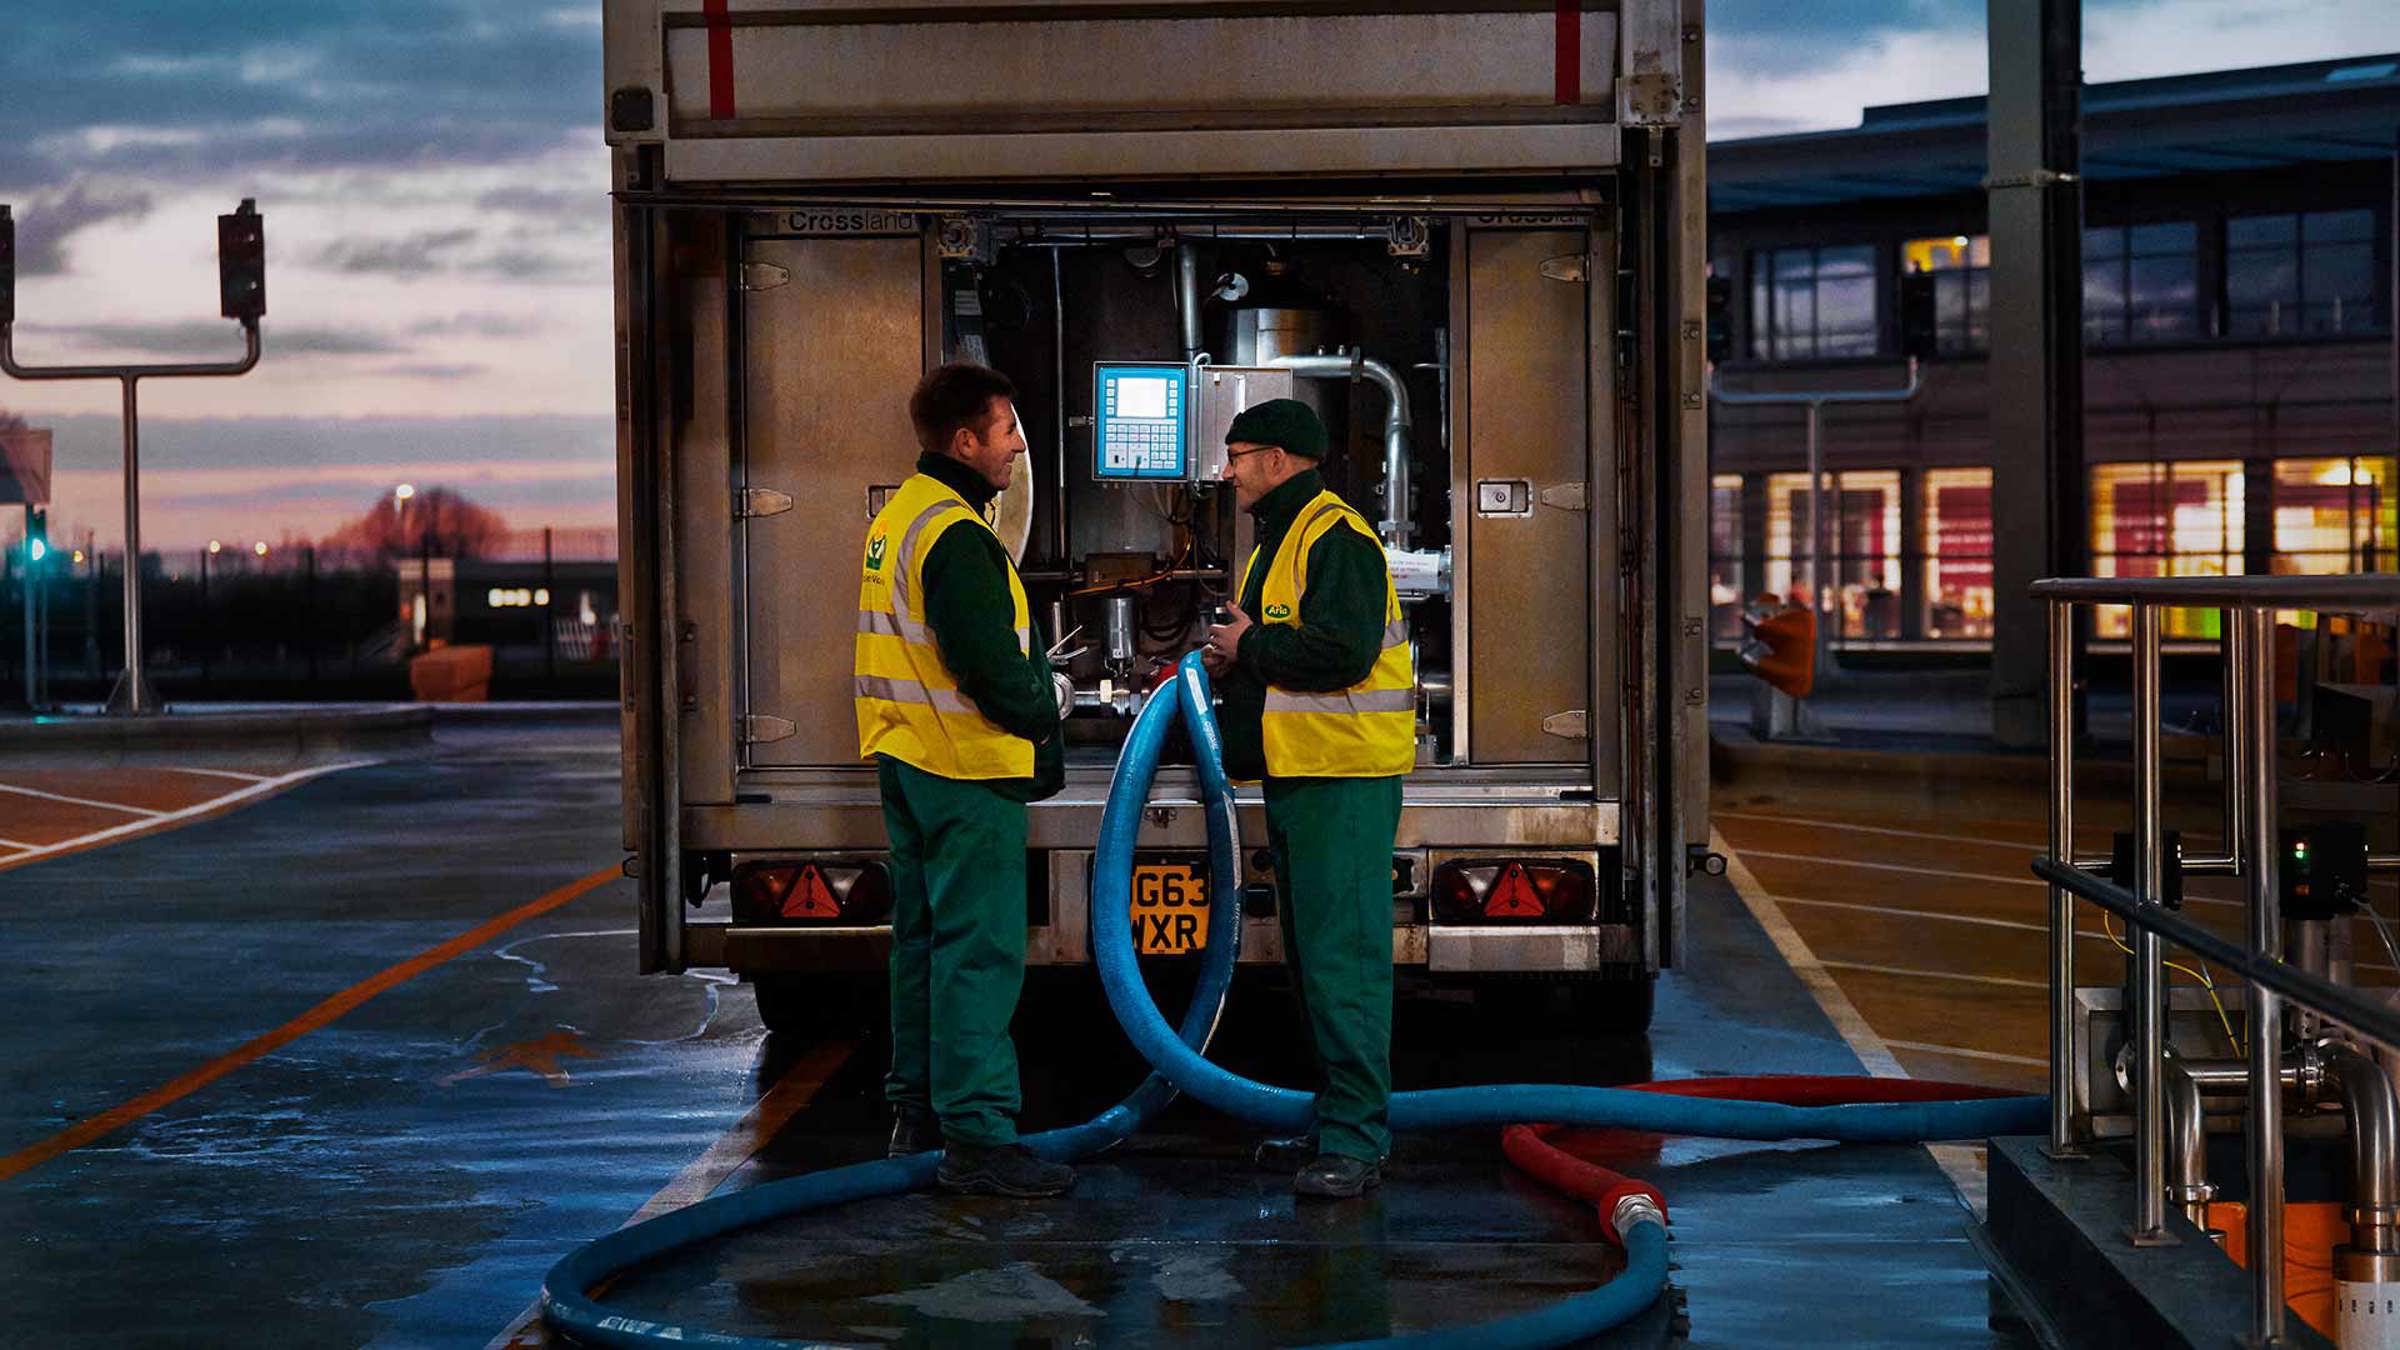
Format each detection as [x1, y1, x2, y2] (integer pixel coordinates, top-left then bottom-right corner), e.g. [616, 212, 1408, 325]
[1611, 1193, 1668, 1236]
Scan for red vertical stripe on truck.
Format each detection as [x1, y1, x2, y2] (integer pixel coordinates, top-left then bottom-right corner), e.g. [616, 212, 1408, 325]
[705, 0, 736, 120]
[1554, 0, 1581, 104]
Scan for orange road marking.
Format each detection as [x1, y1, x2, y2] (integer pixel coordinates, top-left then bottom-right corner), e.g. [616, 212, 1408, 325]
[483, 1035, 859, 1350]
[0, 862, 622, 1183]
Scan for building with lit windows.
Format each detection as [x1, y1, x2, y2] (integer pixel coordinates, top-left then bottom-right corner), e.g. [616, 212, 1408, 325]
[1707, 55, 2399, 650]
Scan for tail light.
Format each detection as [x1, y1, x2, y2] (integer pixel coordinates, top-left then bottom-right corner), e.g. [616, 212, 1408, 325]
[733, 860, 893, 925]
[1430, 859, 1597, 924]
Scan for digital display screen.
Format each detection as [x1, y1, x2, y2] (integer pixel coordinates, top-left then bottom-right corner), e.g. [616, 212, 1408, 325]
[1094, 363, 1190, 481]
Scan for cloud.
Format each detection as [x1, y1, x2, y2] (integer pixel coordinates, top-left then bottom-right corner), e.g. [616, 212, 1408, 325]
[371, 362, 485, 380]
[474, 185, 604, 219]
[313, 229, 478, 276]
[407, 313, 544, 338]
[16, 320, 404, 358]
[8, 179, 156, 275]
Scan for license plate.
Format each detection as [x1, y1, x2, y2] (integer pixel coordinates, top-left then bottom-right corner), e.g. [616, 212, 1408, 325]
[1131, 861, 1209, 955]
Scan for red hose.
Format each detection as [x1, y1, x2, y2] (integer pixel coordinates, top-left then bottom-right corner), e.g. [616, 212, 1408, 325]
[1502, 1075, 2016, 1242]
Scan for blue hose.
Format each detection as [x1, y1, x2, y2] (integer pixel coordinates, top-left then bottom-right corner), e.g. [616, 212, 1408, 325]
[543, 652, 2045, 1348]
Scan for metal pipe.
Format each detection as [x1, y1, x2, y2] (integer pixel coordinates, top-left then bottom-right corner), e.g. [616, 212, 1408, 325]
[2029, 573, 2400, 609]
[2165, 1057, 2214, 1229]
[2242, 605, 2286, 1343]
[2049, 597, 2080, 1154]
[2223, 613, 2248, 877]
[1176, 242, 1205, 362]
[2132, 601, 2169, 1243]
[1051, 249, 1069, 564]
[1268, 351, 1414, 547]
[2323, 1044, 2400, 1276]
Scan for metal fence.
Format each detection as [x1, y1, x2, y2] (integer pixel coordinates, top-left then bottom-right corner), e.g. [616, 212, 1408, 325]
[2037, 572, 2400, 1344]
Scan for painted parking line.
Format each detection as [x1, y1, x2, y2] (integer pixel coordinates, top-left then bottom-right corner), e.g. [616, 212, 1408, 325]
[1884, 1040, 2047, 1069]
[483, 1035, 861, 1350]
[0, 862, 623, 1183]
[158, 766, 271, 783]
[0, 760, 377, 875]
[0, 781, 164, 816]
[1815, 959, 2047, 990]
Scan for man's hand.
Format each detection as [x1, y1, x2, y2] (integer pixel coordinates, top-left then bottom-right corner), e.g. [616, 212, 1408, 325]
[1202, 604, 1253, 675]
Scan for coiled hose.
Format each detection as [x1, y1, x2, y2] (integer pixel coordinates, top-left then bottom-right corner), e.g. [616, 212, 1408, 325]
[541, 651, 2046, 1348]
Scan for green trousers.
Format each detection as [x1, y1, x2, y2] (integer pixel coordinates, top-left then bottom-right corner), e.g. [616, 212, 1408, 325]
[1265, 774, 1404, 1162]
[879, 756, 1026, 1148]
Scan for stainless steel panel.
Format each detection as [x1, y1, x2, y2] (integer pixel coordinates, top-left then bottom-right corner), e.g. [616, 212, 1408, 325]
[1193, 366, 1294, 482]
[1427, 924, 1638, 972]
[1464, 227, 1591, 763]
[675, 222, 737, 802]
[739, 234, 926, 766]
[662, 12, 1619, 128]
[663, 125, 1624, 186]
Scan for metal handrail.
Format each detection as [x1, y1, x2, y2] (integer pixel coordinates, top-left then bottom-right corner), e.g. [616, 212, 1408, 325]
[2031, 857, 2400, 1048]
[2030, 574, 2400, 609]
[2040, 569, 2397, 1345]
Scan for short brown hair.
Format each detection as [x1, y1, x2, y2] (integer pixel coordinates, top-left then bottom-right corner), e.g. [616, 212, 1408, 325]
[909, 362, 1017, 455]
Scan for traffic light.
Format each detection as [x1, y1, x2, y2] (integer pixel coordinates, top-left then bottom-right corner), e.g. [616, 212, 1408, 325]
[0, 205, 15, 326]
[1739, 602, 1816, 699]
[1898, 269, 1938, 361]
[24, 508, 45, 566]
[218, 199, 266, 323]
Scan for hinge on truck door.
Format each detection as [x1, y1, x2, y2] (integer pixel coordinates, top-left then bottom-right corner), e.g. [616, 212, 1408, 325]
[740, 262, 791, 292]
[1538, 254, 1587, 283]
[1538, 482, 1589, 512]
[1541, 709, 1590, 740]
[737, 487, 794, 519]
[742, 715, 797, 745]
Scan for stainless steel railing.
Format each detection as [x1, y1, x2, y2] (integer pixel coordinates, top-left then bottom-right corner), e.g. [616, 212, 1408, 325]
[2035, 572, 2400, 1345]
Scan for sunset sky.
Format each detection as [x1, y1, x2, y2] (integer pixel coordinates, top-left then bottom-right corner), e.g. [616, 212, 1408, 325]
[0, 0, 2394, 550]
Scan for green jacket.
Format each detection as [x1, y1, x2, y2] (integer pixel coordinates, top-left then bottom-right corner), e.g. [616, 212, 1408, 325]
[1220, 469, 1393, 782]
[911, 452, 1065, 802]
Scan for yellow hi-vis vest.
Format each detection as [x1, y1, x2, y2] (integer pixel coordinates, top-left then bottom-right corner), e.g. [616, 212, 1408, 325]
[855, 472, 1035, 780]
[1240, 489, 1417, 779]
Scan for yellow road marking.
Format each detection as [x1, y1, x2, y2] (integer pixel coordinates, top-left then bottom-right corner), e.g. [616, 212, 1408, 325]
[0, 862, 622, 1183]
[482, 1035, 860, 1350]
[0, 759, 375, 875]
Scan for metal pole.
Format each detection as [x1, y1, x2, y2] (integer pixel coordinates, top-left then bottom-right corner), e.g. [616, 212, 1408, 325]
[2243, 605, 2286, 1346]
[117, 377, 149, 713]
[198, 544, 210, 686]
[2225, 613, 2249, 875]
[2130, 601, 2170, 1244]
[543, 527, 557, 683]
[2048, 596, 2082, 1154]
[20, 504, 32, 710]
[1808, 401, 1829, 668]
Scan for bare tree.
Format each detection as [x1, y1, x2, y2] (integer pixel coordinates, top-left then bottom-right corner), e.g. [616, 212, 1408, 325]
[319, 486, 507, 562]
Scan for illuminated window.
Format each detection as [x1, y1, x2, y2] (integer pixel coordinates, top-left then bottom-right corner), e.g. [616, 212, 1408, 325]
[2273, 457, 2396, 575]
[1766, 469, 1903, 642]
[1923, 467, 1994, 639]
[2088, 460, 2245, 638]
[2227, 210, 2380, 338]
[1748, 245, 1879, 360]
[2085, 223, 2200, 346]
[1709, 473, 1745, 641]
[1903, 235, 1989, 355]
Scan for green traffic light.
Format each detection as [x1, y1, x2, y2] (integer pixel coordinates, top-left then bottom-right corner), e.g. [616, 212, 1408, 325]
[25, 538, 44, 564]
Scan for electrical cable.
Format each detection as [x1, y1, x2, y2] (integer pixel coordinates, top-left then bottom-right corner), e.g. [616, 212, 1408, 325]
[2100, 910, 2242, 1053]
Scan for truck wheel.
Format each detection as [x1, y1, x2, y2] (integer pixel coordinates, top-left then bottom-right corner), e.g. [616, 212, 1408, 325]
[752, 973, 883, 1039]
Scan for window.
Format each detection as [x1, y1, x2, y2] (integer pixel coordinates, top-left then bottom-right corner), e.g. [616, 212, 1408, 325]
[2227, 209, 2379, 338]
[2273, 457, 2397, 575]
[1766, 469, 1903, 642]
[1748, 245, 1879, 360]
[2088, 460, 2245, 638]
[1708, 473, 1745, 641]
[2084, 223, 2200, 346]
[1903, 235, 1990, 354]
[1923, 467, 1994, 639]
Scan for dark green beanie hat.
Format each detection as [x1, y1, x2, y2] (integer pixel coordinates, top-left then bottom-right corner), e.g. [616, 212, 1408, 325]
[1224, 398, 1327, 460]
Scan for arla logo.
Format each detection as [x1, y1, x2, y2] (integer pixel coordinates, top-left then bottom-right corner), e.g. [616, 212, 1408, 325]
[865, 535, 888, 571]
[1264, 602, 1293, 620]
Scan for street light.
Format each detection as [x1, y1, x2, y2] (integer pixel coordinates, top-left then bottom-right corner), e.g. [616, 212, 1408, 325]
[252, 541, 268, 557]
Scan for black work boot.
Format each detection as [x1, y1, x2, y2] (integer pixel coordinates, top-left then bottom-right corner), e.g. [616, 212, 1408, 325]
[1293, 1153, 1381, 1201]
[1253, 1133, 1319, 1172]
[936, 1141, 1076, 1198]
[887, 1104, 937, 1159]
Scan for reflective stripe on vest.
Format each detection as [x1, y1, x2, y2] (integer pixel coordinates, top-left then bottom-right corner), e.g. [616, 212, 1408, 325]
[1241, 490, 1417, 779]
[854, 472, 1034, 780]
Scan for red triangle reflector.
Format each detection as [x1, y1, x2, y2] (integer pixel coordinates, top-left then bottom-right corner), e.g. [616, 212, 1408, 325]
[1484, 863, 1545, 918]
[782, 864, 841, 919]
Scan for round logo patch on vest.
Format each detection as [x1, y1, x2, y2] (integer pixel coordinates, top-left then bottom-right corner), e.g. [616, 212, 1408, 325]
[1263, 602, 1293, 620]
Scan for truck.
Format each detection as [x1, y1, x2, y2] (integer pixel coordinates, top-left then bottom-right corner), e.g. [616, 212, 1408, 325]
[603, 0, 1711, 1034]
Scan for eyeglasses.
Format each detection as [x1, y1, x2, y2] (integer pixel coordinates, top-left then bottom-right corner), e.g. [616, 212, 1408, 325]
[1223, 445, 1280, 462]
